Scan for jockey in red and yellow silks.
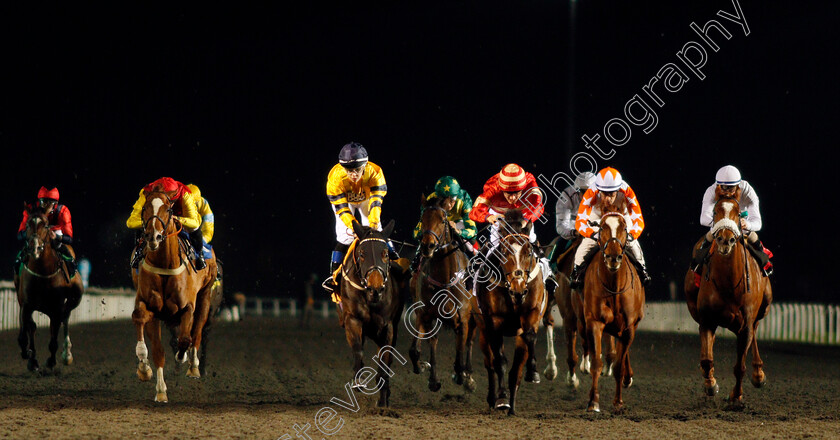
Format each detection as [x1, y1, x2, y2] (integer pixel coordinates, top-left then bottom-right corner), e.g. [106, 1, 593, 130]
[570, 167, 651, 287]
[15, 186, 77, 277]
[126, 177, 206, 270]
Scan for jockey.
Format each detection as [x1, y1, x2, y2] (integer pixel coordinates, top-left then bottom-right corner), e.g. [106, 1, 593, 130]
[323, 142, 395, 292]
[570, 167, 651, 288]
[126, 177, 205, 270]
[469, 163, 553, 286]
[186, 183, 215, 262]
[15, 186, 77, 277]
[692, 165, 773, 276]
[410, 176, 478, 272]
[555, 171, 596, 244]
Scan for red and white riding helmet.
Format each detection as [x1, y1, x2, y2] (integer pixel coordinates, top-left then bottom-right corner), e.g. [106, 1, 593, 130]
[498, 163, 528, 192]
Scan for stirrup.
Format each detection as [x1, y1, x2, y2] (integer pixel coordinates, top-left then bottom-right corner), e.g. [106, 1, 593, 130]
[762, 263, 774, 277]
[322, 277, 337, 293]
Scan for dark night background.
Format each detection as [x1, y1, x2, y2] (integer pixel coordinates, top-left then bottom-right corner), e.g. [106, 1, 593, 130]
[1, 1, 836, 303]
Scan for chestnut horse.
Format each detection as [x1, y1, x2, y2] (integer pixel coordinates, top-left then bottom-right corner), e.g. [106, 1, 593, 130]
[409, 197, 476, 393]
[340, 220, 404, 408]
[474, 210, 548, 415]
[15, 205, 83, 372]
[684, 194, 772, 405]
[131, 186, 218, 402]
[582, 200, 645, 413]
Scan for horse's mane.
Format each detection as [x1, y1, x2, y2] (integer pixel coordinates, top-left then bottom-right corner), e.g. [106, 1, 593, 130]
[503, 209, 528, 235]
[714, 185, 742, 203]
[423, 195, 443, 209]
[598, 193, 628, 217]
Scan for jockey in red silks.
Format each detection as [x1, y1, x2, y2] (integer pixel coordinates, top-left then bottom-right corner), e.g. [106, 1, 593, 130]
[126, 177, 205, 270]
[469, 163, 554, 287]
[569, 167, 651, 288]
[15, 186, 77, 276]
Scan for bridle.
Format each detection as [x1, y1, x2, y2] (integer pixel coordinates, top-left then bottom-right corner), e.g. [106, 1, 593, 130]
[420, 206, 460, 258]
[499, 232, 540, 291]
[22, 214, 61, 278]
[344, 236, 390, 292]
[708, 198, 750, 292]
[143, 192, 182, 238]
[595, 211, 631, 296]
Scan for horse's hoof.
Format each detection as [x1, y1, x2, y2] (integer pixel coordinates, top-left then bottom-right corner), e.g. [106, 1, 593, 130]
[429, 381, 441, 392]
[62, 355, 73, 366]
[507, 408, 517, 417]
[154, 393, 168, 403]
[451, 373, 463, 385]
[587, 402, 600, 413]
[567, 372, 580, 389]
[27, 359, 39, 372]
[20, 350, 29, 360]
[418, 361, 431, 373]
[464, 376, 477, 394]
[543, 366, 558, 381]
[525, 370, 540, 384]
[187, 367, 201, 379]
[751, 373, 766, 388]
[176, 351, 188, 364]
[704, 381, 719, 397]
[624, 377, 633, 389]
[46, 358, 57, 369]
[137, 365, 153, 382]
[614, 402, 625, 414]
[494, 398, 510, 410]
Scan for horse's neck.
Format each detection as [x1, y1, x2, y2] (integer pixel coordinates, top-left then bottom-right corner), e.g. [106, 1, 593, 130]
[428, 249, 463, 280]
[29, 243, 58, 272]
[595, 256, 630, 290]
[710, 243, 746, 286]
[145, 235, 183, 269]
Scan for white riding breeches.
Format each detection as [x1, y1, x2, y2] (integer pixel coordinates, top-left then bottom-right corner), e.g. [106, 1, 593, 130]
[334, 202, 381, 245]
[573, 237, 646, 267]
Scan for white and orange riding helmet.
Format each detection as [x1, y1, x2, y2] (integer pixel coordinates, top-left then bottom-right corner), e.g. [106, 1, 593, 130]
[594, 167, 623, 192]
[498, 163, 528, 192]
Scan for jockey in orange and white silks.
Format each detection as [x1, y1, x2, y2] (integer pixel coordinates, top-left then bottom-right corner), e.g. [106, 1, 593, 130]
[570, 167, 651, 287]
[692, 165, 773, 276]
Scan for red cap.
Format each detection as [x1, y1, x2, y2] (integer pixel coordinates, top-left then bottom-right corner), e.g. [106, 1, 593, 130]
[37, 186, 60, 201]
[498, 164, 527, 192]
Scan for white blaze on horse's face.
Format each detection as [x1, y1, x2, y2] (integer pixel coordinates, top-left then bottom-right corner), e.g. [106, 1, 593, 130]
[602, 216, 623, 272]
[29, 217, 45, 259]
[506, 240, 530, 294]
[714, 201, 739, 256]
[146, 197, 167, 251]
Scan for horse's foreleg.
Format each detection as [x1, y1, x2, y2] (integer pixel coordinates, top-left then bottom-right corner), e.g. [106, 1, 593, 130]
[543, 323, 558, 381]
[750, 321, 766, 388]
[46, 315, 60, 369]
[452, 321, 466, 385]
[427, 334, 441, 392]
[730, 326, 753, 405]
[21, 307, 39, 372]
[478, 329, 496, 410]
[133, 302, 154, 381]
[613, 327, 635, 412]
[175, 303, 195, 364]
[18, 306, 31, 360]
[699, 325, 718, 396]
[375, 324, 395, 408]
[586, 320, 605, 412]
[491, 332, 509, 411]
[147, 319, 168, 402]
[577, 316, 590, 374]
[187, 294, 212, 378]
[408, 319, 426, 374]
[507, 335, 529, 416]
[462, 314, 477, 393]
[61, 316, 73, 365]
[564, 319, 580, 389]
[344, 317, 365, 386]
[603, 335, 616, 377]
[523, 326, 540, 384]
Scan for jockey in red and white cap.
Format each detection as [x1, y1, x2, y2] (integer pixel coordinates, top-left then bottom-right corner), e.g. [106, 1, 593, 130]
[570, 167, 651, 287]
[470, 163, 554, 286]
[691, 165, 773, 276]
[15, 186, 77, 276]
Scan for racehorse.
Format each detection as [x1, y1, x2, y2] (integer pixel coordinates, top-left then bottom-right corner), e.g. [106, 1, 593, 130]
[409, 196, 476, 393]
[131, 185, 219, 402]
[14, 204, 83, 372]
[684, 192, 772, 405]
[473, 209, 548, 415]
[582, 198, 645, 413]
[339, 220, 404, 408]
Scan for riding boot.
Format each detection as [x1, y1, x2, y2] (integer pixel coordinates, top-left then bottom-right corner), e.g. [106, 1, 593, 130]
[387, 241, 400, 261]
[189, 230, 207, 270]
[691, 237, 712, 274]
[409, 250, 423, 274]
[323, 248, 346, 293]
[13, 250, 24, 276]
[635, 261, 652, 286]
[570, 265, 584, 289]
[746, 240, 774, 276]
[56, 245, 77, 279]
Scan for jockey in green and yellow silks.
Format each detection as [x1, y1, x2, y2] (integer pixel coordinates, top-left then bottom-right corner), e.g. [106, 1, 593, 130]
[410, 176, 477, 272]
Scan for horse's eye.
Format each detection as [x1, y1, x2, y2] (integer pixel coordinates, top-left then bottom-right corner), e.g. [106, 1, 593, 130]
[381, 249, 389, 262]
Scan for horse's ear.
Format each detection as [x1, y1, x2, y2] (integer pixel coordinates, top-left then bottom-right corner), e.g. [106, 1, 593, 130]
[420, 193, 426, 207]
[523, 220, 533, 236]
[351, 220, 366, 238]
[23, 201, 30, 213]
[382, 219, 395, 238]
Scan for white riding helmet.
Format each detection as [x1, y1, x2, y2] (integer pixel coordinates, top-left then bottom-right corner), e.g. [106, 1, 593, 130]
[574, 172, 596, 192]
[715, 165, 742, 186]
[594, 167, 623, 192]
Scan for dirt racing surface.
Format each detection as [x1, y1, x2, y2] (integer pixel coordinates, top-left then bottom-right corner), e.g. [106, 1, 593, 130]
[1, 315, 838, 440]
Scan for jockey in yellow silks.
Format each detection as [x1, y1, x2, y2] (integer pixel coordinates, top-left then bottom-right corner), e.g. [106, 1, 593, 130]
[126, 177, 206, 270]
[323, 142, 393, 292]
[569, 167, 651, 288]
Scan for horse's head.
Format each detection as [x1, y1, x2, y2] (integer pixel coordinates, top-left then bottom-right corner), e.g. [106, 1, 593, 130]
[711, 195, 741, 256]
[498, 210, 536, 302]
[419, 196, 450, 258]
[351, 219, 395, 304]
[142, 185, 178, 252]
[23, 204, 51, 260]
[598, 198, 629, 272]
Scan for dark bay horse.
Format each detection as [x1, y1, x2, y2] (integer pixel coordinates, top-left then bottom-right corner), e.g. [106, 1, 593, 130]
[684, 193, 772, 405]
[131, 186, 218, 402]
[409, 196, 476, 393]
[14, 205, 83, 372]
[474, 210, 548, 415]
[582, 200, 645, 413]
[340, 220, 404, 408]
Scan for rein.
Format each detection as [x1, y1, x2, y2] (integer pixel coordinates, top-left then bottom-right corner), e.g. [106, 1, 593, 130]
[342, 237, 391, 291]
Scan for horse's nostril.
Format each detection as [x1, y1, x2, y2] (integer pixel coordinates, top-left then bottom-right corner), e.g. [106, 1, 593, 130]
[514, 270, 523, 277]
